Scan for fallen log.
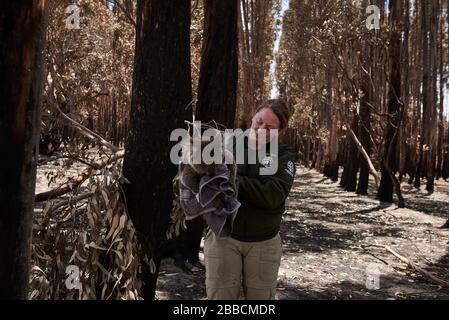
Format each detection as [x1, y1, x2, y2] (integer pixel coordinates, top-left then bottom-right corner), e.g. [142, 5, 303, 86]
[35, 150, 124, 202]
[44, 191, 94, 217]
[38, 155, 66, 166]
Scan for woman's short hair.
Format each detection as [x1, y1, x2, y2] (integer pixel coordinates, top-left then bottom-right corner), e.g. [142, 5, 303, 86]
[255, 99, 290, 130]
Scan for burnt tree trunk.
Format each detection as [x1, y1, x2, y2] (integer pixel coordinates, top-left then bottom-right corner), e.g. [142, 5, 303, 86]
[323, 64, 339, 181]
[357, 54, 372, 195]
[196, 0, 238, 126]
[173, 0, 239, 269]
[414, 0, 429, 189]
[425, 0, 438, 192]
[436, 3, 444, 180]
[377, 0, 403, 203]
[0, 1, 47, 299]
[343, 112, 360, 192]
[398, 0, 410, 182]
[122, 0, 192, 300]
[444, 0, 449, 181]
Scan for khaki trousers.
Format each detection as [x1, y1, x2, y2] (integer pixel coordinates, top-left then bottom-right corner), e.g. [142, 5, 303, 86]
[204, 229, 282, 300]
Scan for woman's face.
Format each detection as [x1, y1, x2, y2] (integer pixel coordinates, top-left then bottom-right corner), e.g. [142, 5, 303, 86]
[248, 107, 281, 148]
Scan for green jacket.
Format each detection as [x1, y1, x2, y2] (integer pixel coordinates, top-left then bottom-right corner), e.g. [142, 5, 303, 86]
[231, 135, 296, 242]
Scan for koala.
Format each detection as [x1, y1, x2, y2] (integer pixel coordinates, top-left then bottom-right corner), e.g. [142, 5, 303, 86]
[178, 129, 238, 211]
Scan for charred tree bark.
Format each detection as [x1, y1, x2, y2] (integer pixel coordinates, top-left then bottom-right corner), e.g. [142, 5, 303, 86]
[436, 3, 445, 180]
[343, 112, 360, 192]
[173, 0, 239, 270]
[414, 0, 429, 189]
[408, 1, 422, 184]
[357, 61, 372, 195]
[122, 0, 192, 300]
[425, 0, 438, 192]
[444, 0, 449, 181]
[0, 1, 48, 299]
[398, 0, 410, 182]
[377, 0, 403, 203]
[196, 0, 238, 126]
[324, 65, 339, 181]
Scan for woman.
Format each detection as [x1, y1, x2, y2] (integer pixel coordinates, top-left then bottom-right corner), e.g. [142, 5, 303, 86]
[204, 99, 296, 300]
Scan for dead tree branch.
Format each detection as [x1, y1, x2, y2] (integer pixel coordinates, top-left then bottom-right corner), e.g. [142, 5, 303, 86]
[362, 244, 449, 289]
[54, 105, 120, 153]
[345, 123, 380, 187]
[35, 150, 124, 202]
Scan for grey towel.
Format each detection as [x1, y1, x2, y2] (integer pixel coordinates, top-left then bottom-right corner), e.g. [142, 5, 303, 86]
[179, 162, 240, 239]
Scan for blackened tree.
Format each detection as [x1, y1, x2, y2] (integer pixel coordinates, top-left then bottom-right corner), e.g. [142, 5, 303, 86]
[0, 1, 48, 299]
[122, 0, 192, 300]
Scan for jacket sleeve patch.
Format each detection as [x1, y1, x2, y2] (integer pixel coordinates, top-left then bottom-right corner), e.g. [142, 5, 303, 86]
[285, 161, 295, 177]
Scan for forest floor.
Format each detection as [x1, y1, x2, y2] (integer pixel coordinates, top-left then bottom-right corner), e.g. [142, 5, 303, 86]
[35, 158, 449, 300]
[156, 166, 449, 300]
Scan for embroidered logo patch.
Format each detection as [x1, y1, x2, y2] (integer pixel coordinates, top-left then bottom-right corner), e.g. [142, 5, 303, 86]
[262, 156, 273, 168]
[285, 161, 295, 177]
